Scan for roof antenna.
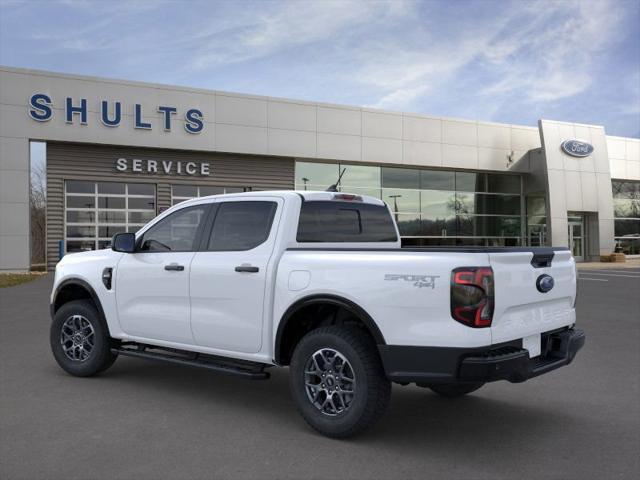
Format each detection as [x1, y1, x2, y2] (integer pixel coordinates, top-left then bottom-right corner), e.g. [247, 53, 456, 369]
[326, 167, 347, 192]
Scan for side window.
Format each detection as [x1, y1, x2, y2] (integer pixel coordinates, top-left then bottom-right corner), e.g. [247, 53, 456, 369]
[139, 205, 208, 252]
[208, 201, 277, 251]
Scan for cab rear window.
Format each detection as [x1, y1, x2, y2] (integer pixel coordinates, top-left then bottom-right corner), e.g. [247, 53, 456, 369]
[297, 201, 397, 242]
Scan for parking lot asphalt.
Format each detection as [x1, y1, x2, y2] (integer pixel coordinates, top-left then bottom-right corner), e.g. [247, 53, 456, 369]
[1, 271, 639, 480]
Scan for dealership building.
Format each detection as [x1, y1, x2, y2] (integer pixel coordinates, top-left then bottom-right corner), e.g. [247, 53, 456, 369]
[0, 66, 639, 271]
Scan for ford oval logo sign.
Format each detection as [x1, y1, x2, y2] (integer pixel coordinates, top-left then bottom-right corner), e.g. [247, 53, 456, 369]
[536, 274, 555, 293]
[561, 139, 594, 157]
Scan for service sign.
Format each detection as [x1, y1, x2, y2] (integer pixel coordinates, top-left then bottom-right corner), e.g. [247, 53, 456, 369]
[561, 139, 594, 157]
[115, 158, 210, 176]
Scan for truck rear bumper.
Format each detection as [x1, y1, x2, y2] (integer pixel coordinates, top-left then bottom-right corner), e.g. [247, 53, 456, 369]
[378, 327, 585, 385]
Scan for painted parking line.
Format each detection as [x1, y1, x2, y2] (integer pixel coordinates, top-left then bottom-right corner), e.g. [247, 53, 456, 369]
[579, 269, 640, 274]
[578, 277, 609, 282]
[578, 272, 640, 278]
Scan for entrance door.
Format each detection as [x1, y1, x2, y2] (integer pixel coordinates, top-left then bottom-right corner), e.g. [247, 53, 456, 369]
[567, 214, 585, 262]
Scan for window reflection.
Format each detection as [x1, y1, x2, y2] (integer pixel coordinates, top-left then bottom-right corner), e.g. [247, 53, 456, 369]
[341, 165, 381, 188]
[295, 161, 524, 245]
[421, 190, 455, 217]
[421, 170, 454, 191]
[612, 180, 639, 255]
[296, 162, 339, 190]
[382, 167, 419, 189]
[382, 189, 420, 213]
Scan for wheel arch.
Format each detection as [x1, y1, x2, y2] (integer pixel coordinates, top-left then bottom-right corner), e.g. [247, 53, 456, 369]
[274, 294, 386, 365]
[51, 278, 108, 331]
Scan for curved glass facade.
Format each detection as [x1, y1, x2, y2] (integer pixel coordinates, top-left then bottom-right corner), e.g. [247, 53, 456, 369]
[296, 161, 524, 246]
[612, 180, 640, 255]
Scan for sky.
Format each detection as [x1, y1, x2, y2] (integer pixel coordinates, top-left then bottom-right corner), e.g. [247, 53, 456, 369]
[1, 0, 639, 137]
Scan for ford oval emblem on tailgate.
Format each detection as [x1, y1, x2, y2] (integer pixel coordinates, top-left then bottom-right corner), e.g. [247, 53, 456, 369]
[536, 274, 555, 293]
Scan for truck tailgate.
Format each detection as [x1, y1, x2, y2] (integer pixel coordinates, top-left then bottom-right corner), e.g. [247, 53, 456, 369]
[489, 249, 576, 347]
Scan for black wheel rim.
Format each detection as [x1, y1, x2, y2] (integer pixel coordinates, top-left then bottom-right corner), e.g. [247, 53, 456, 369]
[60, 315, 95, 362]
[304, 348, 356, 416]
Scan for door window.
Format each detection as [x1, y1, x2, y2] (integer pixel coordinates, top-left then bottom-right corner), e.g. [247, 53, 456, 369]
[139, 205, 208, 252]
[207, 201, 277, 251]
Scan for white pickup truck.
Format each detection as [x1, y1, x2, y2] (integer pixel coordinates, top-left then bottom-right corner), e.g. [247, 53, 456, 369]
[50, 190, 584, 438]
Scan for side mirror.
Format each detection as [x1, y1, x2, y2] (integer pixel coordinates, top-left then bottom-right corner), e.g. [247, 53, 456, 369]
[112, 232, 136, 253]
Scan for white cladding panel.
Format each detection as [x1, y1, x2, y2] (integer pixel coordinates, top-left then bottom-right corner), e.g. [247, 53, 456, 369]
[539, 119, 617, 255]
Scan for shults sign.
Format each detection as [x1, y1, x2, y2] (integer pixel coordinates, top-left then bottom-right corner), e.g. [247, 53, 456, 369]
[28, 93, 204, 134]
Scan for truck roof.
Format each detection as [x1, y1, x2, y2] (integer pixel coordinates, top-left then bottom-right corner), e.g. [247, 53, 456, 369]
[178, 190, 387, 207]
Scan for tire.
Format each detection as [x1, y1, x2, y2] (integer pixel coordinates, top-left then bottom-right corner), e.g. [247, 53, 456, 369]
[50, 300, 118, 377]
[289, 325, 391, 438]
[428, 382, 484, 398]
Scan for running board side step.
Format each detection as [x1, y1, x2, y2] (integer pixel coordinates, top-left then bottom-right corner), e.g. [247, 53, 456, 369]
[111, 345, 270, 380]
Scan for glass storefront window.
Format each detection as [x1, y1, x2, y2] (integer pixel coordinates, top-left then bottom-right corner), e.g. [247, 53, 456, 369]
[457, 215, 521, 237]
[612, 180, 640, 199]
[421, 170, 454, 191]
[487, 174, 521, 194]
[395, 214, 421, 236]
[456, 172, 483, 192]
[420, 216, 454, 236]
[455, 192, 476, 214]
[382, 167, 419, 189]
[614, 219, 640, 236]
[421, 190, 455, 218]
[341, 165, 381, 189]
[527, 196, 546, 216]
[338, 186, 381, 199]
[476, 194, 521, 215]
[382, 188, 420, 213]
[613, 199, 640, 218]
[612, 180, 640, 255]
[526, 194, 547, 247]
[295, 162, 339, 190]
[296, 161, 524, 246]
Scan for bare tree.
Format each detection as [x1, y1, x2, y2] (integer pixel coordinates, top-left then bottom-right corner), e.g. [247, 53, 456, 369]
[30, 162, 46, 270]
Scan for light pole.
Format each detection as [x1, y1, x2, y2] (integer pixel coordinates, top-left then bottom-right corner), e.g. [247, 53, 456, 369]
[388, 194, 402, 223]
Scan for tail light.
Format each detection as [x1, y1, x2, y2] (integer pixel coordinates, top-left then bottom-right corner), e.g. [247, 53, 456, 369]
[450, 267, 494, 328]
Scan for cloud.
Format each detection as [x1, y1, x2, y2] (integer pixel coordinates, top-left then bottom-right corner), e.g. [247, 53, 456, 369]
[188, 0, 410, 70]
[346, 0, 625, 112]
[480, 0, 623, 103]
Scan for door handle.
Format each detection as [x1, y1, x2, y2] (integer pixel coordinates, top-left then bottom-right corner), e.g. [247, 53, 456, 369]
[164, 263, 185, 271]
[235, 265, 259, 273]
